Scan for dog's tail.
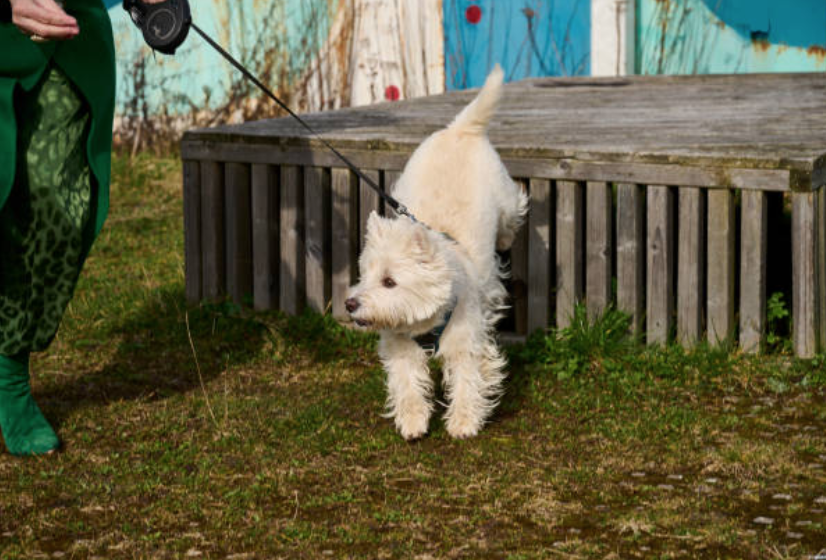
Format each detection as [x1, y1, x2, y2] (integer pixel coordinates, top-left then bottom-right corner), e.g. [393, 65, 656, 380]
[448, 64, 504, 135]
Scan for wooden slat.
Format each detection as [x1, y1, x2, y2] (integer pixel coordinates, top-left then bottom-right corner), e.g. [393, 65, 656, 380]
[225, 163, 253, 306]
[739, 190, 767, 353]
[586, 181, 612, 321]
[819, 188, 826, 351]
[200, 161, 225, 300]
[359, 169, 382, 251]
[556, 180, 584, 328]
[646, 185, 674, 345]
[527, 178, 552, 333]
[510, 180, 529, 335]
[792, 192, 818, 358]
[279, 165, 305, 315]
[183, 160, 202, 304]
[677, 188, 705, 346]
[251, 164, 279, 311]
[616, 183, 645, 335]
[383, 170, 402, 216]
[331, 168, 359, 321]
[305, 167, 332, 313]
[707, 189, 735, 346]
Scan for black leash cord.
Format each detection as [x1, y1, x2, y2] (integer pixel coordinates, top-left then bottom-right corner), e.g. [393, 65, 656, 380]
[190, 22, 416, 222]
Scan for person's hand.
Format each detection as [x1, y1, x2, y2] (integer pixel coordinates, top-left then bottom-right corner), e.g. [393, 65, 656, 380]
[9, 0, 78, 41]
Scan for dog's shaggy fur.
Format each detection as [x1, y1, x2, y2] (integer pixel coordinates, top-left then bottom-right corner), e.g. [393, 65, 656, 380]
[346, 65, 528, 440]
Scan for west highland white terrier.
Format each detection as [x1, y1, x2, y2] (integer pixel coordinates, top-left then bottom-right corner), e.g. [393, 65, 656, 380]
[345, 65, 529, 440]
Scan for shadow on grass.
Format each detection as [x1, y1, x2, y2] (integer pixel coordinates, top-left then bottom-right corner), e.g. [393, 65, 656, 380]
[39, 287, 379, 430]
[40, 288, 267, 428]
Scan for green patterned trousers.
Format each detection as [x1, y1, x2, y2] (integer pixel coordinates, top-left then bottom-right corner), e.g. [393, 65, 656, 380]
[0, 64, 93, 357]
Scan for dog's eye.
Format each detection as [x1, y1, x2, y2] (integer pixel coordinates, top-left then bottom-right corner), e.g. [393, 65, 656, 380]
[382, 277, 397, 289]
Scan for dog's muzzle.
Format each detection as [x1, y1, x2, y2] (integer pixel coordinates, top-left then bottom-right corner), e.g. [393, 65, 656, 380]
[345, 297, 371, 327]
[345, 297, 359, 313]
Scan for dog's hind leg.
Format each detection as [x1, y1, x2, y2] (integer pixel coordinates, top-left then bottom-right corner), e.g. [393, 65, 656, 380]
[378, 332, 433, 441]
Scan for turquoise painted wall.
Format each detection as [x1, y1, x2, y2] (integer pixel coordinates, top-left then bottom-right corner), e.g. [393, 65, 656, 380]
[638, 0, 826, 74]
[444, 0, 591, 90]
[109, 0, 334, 115]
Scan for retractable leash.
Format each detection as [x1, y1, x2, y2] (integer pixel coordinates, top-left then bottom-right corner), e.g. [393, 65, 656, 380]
[122, 0, 419, 224]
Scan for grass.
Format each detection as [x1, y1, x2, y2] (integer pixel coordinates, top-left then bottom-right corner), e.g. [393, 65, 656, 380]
[1, 154, 825, 559]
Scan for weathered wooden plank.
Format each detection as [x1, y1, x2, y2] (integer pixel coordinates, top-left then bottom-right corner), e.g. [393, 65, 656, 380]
[183, 160, 202, 304]
[556, 180, 584, 328]
[181, 141, 794, 193]
[586, 181, 612, 321]
[739, 190, 767, 353]
[792, 192, 819, 358]
[510, 180, 529, 335]
[819, 188, 826, 351]
[383, 170, 402, 216]
[359, 169, 382, 251]
[527, 178, 552, 333]
[279, 165, 305, 315]
[200, 161, 225, 301]
[251, 164, 279, 310]
[182, 72, 826, 177]
[707, 189, 735, 346]
[616, 183, 645, 335]
[224, 163, 253, 306]
[225, 163, 253, 306]
[646, 185, 674, 345]
[677, 188, 705, 346]
[305, 167, 332, 313]
[331, 168, 359, 321]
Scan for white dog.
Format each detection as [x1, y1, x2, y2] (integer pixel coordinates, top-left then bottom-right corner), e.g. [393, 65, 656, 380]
[345, 65, 528, 440]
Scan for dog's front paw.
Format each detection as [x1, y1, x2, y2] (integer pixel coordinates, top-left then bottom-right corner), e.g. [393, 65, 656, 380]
[395, 407, 430, 441]
[445, 410, 483, 439]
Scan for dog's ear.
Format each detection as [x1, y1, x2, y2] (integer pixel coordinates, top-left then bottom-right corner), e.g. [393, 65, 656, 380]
[411, 224, 436, 262]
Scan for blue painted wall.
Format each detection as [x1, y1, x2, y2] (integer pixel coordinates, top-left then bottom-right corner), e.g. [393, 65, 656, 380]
[444, 0, 591, 90]
[638, 0, 826, 74]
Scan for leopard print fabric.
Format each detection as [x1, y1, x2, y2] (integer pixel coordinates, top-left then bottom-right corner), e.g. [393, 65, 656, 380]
[0, 65, 93, 356]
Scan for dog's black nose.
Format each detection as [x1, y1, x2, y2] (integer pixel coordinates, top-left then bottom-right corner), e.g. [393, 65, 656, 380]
[345, 297, 360, 313]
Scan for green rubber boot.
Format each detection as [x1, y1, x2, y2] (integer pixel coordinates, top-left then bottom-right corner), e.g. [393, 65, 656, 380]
[0, 354, 59, 456]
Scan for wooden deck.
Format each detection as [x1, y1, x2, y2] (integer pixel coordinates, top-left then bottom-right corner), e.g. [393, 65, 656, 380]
[181, 72, 826, 357]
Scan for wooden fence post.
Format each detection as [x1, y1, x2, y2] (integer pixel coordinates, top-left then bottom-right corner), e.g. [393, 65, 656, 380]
[556, 180, 584, 328]
[280, 165, 305, 315]
[792, 192, 818, 358]
[331, 168, 359, 321]
[616, 183, 645, 335]
[707, 189, 735, 346]
[586, 181, 612, 321]
[201, 161, 225, 301]
[183, 160, 202, 304]
[527, 178, 552, 333]
[677, 188, 705, 346]
[305, 167, 332, 313]
[647, 185, 674, 345]
[739, 190, 767, 353]
[225, 163, 252, 306]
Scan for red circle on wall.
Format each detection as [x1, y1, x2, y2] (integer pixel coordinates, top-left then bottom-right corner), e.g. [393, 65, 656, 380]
[385, 85, 400, 101]
[465, 4, 482, 24]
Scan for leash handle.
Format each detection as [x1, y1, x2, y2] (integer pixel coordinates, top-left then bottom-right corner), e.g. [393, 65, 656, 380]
[189, 23, 415, 221]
